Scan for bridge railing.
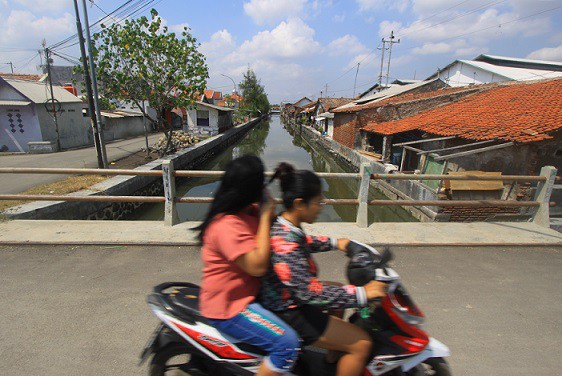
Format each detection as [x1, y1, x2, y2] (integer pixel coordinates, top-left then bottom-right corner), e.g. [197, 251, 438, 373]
[0, 163, 557, 228]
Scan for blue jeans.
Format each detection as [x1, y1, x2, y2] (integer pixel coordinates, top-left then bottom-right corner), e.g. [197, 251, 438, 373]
[208, 302, 301, 373]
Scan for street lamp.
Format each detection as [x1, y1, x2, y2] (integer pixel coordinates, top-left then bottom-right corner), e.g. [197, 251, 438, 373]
[220, 73, 237, 94]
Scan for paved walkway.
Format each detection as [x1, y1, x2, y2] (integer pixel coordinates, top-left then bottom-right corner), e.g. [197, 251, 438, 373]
[0, 244, 560, 375]
[0, 133, 162, 194]
[1, 220, 560, 246]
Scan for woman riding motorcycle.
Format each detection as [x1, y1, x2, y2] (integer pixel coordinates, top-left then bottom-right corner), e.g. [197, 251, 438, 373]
[259, 162, 387, 376]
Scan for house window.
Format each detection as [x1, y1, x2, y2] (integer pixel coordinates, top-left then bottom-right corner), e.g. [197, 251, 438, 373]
[197, 110, 210, 127]
[555, 149, 562, 157]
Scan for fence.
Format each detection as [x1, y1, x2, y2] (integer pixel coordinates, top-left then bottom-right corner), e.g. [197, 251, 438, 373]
[0, 163, 557, 228]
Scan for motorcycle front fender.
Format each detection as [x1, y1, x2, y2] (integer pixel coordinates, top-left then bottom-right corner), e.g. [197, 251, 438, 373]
[401, 337, 450, 372]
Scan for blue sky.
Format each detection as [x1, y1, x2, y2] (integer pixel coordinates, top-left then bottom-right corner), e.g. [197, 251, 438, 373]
[1, 0, 562, 103]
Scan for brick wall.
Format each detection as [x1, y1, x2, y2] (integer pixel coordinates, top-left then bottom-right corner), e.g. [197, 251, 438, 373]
[333, 113, 358, 148]
[333, 85, 481, 148]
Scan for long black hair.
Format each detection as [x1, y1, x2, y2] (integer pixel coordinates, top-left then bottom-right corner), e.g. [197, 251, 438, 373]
[271, 162, 322, 209]
[196, 154, 265, 241]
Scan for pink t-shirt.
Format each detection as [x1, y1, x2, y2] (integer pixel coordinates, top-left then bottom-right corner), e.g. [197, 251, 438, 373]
[199, 207, 260, 319]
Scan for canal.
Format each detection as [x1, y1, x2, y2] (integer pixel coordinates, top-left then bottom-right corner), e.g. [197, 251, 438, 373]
[130, 115, 417, 222]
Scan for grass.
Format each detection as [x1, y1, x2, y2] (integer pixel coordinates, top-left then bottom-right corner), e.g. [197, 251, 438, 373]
[0, 175, 110, 212]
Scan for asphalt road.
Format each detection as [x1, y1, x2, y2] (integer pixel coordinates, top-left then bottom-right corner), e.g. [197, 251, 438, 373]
[0, 245, 560, 376]
[0, 133, 162, 194]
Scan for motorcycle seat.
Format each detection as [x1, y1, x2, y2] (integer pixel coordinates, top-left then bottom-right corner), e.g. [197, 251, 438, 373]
[168, 286, 208, 323]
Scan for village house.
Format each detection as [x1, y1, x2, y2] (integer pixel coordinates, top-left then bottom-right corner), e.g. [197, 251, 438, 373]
[330, 78, 453, 149]
[183, 101, 234, 136]
[0, 76, 89, 152]
[312, 97, 354, 137]
[359, 78, 562, 177]
[358, 78, 422, 99]
[427, 54, 562, 87]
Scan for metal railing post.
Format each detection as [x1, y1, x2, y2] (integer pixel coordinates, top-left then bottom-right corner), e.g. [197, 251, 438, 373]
[531, 166, 557, 227]
[162, 160, 179, 226]
[356, 163, 370, 228]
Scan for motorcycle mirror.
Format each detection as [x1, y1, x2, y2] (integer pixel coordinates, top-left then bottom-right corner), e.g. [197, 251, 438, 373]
[379, 248, 393, 265]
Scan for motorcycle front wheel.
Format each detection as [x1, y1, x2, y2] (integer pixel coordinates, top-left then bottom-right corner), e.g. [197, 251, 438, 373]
[149, 343, 206, 376]
[418, 357, 452, 376]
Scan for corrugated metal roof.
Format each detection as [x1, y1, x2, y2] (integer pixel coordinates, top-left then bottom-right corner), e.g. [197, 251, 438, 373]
[0, 100, 31, 106]
[459, 60, 562, 81]
[476, 54, 562, 68]
[2, 78, 83, 104]
[334, 80, 438, 111]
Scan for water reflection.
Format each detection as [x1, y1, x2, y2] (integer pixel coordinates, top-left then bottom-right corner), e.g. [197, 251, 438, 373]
[130, 116, 416, 223]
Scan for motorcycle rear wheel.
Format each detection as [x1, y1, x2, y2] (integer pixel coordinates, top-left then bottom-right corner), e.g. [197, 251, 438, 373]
[149, 343, 206, 376]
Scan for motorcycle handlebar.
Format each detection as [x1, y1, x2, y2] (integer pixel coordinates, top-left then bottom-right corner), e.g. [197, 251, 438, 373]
[152, 282, 200, 294]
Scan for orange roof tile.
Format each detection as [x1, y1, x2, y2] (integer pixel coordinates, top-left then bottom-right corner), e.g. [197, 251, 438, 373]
[213, 91, 222, 100]
[204, 89, 214, 99]
[362, 78, 562, 143]
[0, 73, 43, 81]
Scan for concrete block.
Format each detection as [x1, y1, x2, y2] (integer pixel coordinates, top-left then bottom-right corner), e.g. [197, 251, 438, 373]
[28, 141, 59, 154]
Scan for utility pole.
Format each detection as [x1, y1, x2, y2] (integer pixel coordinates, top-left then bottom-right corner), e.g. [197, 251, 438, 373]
[81, 0, 108, 168]
[72, 0, 104, 169]
[43, 45, 61, 151]
[378, 38, 386, 87]
[5, 62, 14, 74]
[353, 63, 360, 98]
[384, 31, 400, 87]
[325, 84, 328, 98]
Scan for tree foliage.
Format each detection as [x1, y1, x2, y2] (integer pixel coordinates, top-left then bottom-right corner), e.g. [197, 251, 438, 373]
[91, 9, 208, 154]
[238, 68, 269, 117]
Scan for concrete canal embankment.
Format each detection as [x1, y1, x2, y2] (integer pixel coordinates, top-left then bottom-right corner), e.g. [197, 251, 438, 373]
[2, 117, 265, 220]
[286, 121, 442, 222]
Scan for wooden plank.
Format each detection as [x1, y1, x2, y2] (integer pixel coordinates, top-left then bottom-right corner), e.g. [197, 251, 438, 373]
[417, 139, 495, 155]
[433, 142, 514, 161]
[447, 171, 504, 191]
[393, 136, 456, 147]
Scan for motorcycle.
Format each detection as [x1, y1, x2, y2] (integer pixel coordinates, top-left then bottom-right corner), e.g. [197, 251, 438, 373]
[140, 243, 451, 375]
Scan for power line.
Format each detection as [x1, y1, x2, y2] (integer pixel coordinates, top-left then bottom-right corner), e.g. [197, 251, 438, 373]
[396, 0, 507, 39]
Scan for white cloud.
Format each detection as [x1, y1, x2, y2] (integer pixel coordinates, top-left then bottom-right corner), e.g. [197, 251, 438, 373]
[527, 44, 562, 61]
[328, 35, 369, 56]
[243, 0, 308, 25]
[233, 17, 321, 60]
[15, 0, 69, 13]
[413, 42, 453, 55]
[333, 13, 345, 23]
[356, 0, 409, 13]
[200, 29, 236, 59]
[168, 23, 190, 35]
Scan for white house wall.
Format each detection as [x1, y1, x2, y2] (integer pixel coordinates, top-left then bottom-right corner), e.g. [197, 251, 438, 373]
[0, 104, 42, 152]
[36, 103, 90, 149]
[441, 62, 510, 87]
[185, 103, 220, 135]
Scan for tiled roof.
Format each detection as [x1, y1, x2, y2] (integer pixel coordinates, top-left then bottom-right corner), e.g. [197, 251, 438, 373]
[212, 91, 222, 100]
[318, 97, 354, 111]
[204, 89, 214, 99]
[0, 73, 43, 81]
[362, 78, 562, 143]
[333, 84, 481, 113]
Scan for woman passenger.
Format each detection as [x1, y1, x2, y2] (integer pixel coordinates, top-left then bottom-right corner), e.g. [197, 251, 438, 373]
[260, 162, 387, 376]
[196, 155, 300, 376]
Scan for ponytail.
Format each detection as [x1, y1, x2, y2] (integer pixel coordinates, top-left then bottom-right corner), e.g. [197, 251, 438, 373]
[272, 162, 322, 209]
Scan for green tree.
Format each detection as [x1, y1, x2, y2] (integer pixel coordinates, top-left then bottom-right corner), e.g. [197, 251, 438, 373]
[239, 68, 270, 117]
[91, 9, 208, 155]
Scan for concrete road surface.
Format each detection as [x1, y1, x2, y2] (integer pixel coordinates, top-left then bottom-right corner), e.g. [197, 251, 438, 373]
[0, 245, 560, 375]
[0, 133, 162, 194]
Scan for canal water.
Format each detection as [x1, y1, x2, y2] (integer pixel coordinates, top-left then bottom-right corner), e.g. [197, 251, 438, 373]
[130, 115, 416, 222]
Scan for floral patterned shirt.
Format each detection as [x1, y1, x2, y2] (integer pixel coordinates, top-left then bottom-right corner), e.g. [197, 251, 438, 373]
[259, 216, 367, 311]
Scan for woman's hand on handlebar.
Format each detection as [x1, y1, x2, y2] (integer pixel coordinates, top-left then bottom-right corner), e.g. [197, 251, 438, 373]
[363, 280, 387, 300]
